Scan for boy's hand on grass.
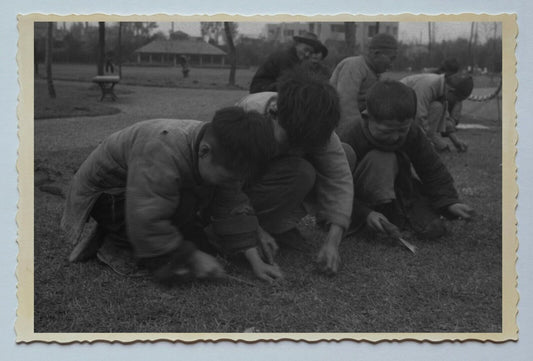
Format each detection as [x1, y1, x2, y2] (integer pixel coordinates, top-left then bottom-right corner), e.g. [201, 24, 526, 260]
[316, 223, 343, 275]
[257, 226, 278, 265]
[448, 133, 468, 152]
[244, 247, 284, 283]
[316, 243, 340, 275]
[190, 250, 226, 280]
[447, 203, 475, 220]
[366, 211, 390, 234]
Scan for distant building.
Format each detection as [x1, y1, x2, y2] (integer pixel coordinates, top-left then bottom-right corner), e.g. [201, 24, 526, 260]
[265, 22, 399, 53]
[134, 38, 227, 66]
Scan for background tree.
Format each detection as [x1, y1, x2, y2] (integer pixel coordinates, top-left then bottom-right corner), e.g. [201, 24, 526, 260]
[224, 22, 237, 86]
[343, 22, 356, 56]
[97, 22, 105, 75]
[45, 22, 56, 98]
[170, 30, 190, 41]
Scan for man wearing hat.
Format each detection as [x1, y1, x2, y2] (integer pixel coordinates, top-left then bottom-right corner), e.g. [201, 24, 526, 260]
[401, 72, 474, 152]
[249, 31, 328, 94]
[330, 33, 398, 140]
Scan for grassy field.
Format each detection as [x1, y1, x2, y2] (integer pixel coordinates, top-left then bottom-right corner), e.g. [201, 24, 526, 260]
[37, 63, 257, 91]
[39, 63, 502, 93]
[33, 67, 503, 334]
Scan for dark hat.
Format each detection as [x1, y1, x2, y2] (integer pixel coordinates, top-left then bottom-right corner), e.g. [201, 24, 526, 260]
[446, 73, 474, 100]
[438, 57, 460, 75]
[369, 33, 398, 50]
[293, 31, 328, 58]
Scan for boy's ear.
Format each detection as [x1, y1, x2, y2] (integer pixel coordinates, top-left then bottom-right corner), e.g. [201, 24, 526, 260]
[198, 143, 211, 159]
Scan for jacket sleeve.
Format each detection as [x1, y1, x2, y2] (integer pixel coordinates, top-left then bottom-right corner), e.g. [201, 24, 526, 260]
[407, 126, 460, 210]
[250, 55, 281, 94]
[330, 60, 367, 139]
[126, 139, 195, 261]
[308, 133, 354, 231]
[414, 87, 436, 133]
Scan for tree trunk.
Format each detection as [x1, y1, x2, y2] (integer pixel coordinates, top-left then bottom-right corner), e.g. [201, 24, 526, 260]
[97, 22, 105, 75]
[468, 22, 475, 71]
[224, 22, 236, 86]
[45, 22, 56, 98]
[344, 22, 356, 56]
[118, 22, 122, 78]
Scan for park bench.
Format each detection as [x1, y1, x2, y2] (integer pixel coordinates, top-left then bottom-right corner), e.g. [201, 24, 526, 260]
[92, 75, 120, 101]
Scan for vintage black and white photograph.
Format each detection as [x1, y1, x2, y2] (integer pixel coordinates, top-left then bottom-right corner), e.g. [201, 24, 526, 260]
[18, 14, 516, 342]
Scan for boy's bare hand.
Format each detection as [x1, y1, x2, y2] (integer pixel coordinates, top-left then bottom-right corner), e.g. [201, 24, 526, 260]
[316, 223, 343, 275]
[316, 243, 340, 275]
[244, 247, 284, 283]
[257, 226, 278, 265]
[447, 203, 475, 220]
[190, 250, 226, 279]
[366, 211, 390, 233]
[252, 262, 284, 283]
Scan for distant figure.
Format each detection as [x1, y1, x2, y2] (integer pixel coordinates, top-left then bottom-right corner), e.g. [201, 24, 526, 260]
[179, 55, 190, 78]
[105, 51, 115, 74]
[329, 33, 398, 140]
[249, 31, 328, 93]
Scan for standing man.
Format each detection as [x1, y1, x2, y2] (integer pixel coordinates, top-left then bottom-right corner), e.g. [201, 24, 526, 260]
[249, 31, 328, 94]
[330, 33, 398, 140]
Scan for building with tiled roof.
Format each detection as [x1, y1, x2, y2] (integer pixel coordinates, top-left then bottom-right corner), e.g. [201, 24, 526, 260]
[135, 38, 227, 66]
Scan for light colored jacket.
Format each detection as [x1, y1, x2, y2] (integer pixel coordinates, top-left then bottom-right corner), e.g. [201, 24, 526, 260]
[400, 73, 446, 132]
[236, 92, 354, 230]
[329, 56, 379, 140]
[61, 118, 206, 258]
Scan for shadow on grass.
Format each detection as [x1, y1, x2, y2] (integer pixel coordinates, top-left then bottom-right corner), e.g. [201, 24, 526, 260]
[35, 80, 122, 120]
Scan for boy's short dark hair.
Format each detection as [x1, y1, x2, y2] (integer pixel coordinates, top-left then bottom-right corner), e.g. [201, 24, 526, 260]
[206, 106, 275, 179]
[276, 67, 340, 150]
[445, 73, 474, 101]
[366, 80, 417, 122]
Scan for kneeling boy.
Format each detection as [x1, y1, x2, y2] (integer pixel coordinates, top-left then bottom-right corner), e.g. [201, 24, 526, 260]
[61, 107, 280, 284]
[343, 80, 473, 241]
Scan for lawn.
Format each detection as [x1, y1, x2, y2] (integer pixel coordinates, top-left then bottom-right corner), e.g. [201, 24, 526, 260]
[38, 63, 257, 91]
[34, 79, 126, 119]
[32, 70, 503, 335]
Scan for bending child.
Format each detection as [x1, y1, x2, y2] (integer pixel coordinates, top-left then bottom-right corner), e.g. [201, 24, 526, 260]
[236, 69, 354, 275]
[401, 72, 474, 152]
[61, 107, 281, 284]
[343, 80, 474, 242]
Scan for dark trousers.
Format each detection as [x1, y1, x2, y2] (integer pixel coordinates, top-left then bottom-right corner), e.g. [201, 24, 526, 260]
[90, 187, 213, 250]
[245, 156, 317, 234]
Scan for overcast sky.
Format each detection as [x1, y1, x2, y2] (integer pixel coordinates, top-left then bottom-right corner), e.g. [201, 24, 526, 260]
[156, 21, 501, 43]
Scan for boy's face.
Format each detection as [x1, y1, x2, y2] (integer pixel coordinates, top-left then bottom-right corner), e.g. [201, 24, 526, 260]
[368, 117, 412, 145]
[197, 143, 240, 185]
[295, 42, 314, 61]
[369, 49, 397, 74]
[310, 52, 323, 63]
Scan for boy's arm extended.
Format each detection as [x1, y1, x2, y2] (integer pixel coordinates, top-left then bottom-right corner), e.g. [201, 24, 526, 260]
[209, 184, 284, 281]
[126, 140, 224, 282]
[309, 133, 354, 274]
[407, 125, 461, 210]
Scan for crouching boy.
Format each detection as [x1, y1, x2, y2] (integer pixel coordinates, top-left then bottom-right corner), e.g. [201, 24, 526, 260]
[236, 69, 354, 275]
[343, 80, 474, 241]
[61, 106, 280, 284]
